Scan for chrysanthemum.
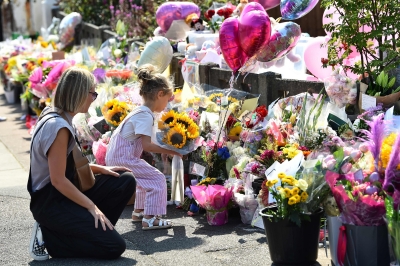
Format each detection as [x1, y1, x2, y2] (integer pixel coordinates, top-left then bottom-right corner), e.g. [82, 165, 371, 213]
[288, 197, 297, 205]
[165, 123, 187, 149]
[292, 194, 301, 203]
[283, 188, 291, 198]
[380, 133, 400, 169]
[301, 191, 308, 202]
[159, 110, 177, 129]
[291, 187, 300, 195]
[278, 173, 286, 179]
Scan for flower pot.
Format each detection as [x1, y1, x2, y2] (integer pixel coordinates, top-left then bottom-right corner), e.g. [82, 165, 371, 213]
[343, 224, 390, 266]
[4, 89, 15, 104]
[376, 91, 400, 109]
[327, 216, 342, 266]
[260, 207, 323, 265]
[206, 209, 228, 226]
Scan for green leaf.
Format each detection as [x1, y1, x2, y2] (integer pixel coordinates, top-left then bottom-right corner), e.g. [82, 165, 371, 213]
[382, 73, 389, 88]
[376, 71, 383, 85]
[394, 86, 400, 93]
[386, 195, 394, 220]
[388, 77, 396, 89]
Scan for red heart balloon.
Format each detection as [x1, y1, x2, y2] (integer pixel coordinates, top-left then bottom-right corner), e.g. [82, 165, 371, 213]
[219, 17, 249, 73]
[238, 2, 271, 57]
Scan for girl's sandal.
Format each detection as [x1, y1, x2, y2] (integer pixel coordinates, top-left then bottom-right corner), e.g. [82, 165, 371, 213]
[142, 216, 172, 230]
[132, 211, 144, 223]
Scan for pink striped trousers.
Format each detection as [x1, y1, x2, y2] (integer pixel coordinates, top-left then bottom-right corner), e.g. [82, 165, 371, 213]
[105, 113, 166, 216]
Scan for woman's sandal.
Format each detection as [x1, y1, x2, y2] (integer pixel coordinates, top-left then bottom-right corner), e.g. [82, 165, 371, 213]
[132, 211, 144, 223]
[142, 216, 172, 230]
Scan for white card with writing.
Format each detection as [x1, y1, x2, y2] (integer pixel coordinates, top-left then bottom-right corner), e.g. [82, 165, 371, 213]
[190, 162, 206, 176]
[361, 93, 376, 110]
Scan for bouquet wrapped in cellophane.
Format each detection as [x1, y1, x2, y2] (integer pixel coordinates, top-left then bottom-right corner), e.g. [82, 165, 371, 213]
[190, 184, 234, 226]
[155, 109, 203, 155]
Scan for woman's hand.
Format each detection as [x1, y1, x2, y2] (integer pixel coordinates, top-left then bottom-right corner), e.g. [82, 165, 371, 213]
[171, 151, 183, 158]
[87, 204, 113, 231]
[98, 165, 132, 177]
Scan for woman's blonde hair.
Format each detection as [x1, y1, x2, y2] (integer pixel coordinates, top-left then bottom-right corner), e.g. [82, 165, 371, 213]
[53, 67, 95, 113]
[137, 64, 173, 101]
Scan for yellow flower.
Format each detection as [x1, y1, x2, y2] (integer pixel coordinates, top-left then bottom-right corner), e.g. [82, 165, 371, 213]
[281, 178, 294, 186]
[228, 125, 242, 138]
[288, 197, 297, 205]
[301, 191, 308, 202]
[266, 179, 278, 188]
[208, 93, 223, 102]
[292, 194, 301, 203]
[174, 89, 182, 95]
[278, 173, 286, 179]
[380, 133, 400, 170]
[187, 123, 200, 139]
[102, 99, 130, 127]
[40, 41, 49, 48]
[290, 114, 296, 125]
[291, 187, 300, 195]
[159, 110, 177, 129]
[176, 114, 194, 129]
[283, 188, 292, 198]
[165, 123, 187, 149]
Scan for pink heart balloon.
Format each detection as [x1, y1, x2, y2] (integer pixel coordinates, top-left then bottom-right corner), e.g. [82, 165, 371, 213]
[238, 2, 271, 57]
[304, 36, 333, 80]
[249, 0, 280, 10]
[219, 17, 249, 73]
[257, 21, 301, 62]
[156, 2, 200, 33]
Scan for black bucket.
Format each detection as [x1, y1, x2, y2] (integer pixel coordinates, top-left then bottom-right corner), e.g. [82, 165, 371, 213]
[260, 207, 323, 265]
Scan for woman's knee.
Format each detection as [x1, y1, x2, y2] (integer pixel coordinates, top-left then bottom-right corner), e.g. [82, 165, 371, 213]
[119, 171, 136, 193]
[100, 236, 126, 260]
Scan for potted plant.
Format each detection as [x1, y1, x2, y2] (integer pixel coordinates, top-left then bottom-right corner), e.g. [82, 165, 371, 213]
[321, 0, 400, 105]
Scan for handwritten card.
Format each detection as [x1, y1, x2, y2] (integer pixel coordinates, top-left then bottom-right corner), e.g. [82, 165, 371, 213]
[361, 93, 376, 110]
[190, 162, 206, 176]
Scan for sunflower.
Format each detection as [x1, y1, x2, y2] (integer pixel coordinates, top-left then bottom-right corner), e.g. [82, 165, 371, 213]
[165, 123, 187, 149]
[228, 125, 242, 138]
[175, 114, 194, 129]
[102, 99, 130, 127]
[159, 110, 177, 129]
[208, 93, 223, 103]
[187, 122, 200, 139]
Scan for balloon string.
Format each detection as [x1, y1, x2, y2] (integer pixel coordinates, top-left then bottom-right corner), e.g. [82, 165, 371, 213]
[229, 73, 235, 89]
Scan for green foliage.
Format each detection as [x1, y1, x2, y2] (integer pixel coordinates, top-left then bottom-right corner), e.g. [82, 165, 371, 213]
[60, 0, 116, 26]
[321, 0, 400, 96]
[367, 70, 400, 96]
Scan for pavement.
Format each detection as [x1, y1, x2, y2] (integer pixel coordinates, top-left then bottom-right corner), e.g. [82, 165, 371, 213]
[0, 83, 332, 266]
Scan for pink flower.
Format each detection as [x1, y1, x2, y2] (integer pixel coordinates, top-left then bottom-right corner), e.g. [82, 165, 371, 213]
[233, 168, 240, 179]
[350, 150, 362, 161]
[341, 163, 352, 174]
[323, 158, 336, 170]
[359, 143, 369, 153]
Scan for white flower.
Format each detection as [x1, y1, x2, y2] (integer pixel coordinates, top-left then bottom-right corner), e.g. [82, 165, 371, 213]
[113, 49, 122, 58]
[298, 179, 308, 191]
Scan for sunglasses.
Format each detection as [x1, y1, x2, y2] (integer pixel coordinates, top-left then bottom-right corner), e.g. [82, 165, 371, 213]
[89, 91, 98, 101]
[168, 95, 175, 102]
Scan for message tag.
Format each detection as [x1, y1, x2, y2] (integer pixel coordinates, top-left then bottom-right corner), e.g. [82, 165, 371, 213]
[221, 96, 229, 106]
[189, 162, 206, 176]
[361, 93, 376, 110]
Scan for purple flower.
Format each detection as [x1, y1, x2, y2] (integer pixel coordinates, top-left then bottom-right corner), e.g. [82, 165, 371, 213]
[93, 68, 106, 83]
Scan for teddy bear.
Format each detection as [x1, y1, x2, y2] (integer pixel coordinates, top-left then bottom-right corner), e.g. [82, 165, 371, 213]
[233, 0, 248, 16]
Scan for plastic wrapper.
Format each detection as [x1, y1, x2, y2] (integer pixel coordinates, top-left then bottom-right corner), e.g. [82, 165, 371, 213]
[92, 140, 107, 166]
[170, 155, 184, 203]
[190, 184, 233, 212]
[326, 171, 386, 226]
[58, 12, 82, 48]
[234, 193, 258, 224]
[153, 109, 203, 155]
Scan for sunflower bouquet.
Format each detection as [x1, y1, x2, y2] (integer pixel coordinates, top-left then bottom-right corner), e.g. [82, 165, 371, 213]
[156, 109, 202, 155]
[101, 99, 131, 128]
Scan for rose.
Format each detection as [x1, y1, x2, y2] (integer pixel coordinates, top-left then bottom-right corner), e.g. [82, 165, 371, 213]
[256, 105, 268, 118]
[217, 147, 230, 160]
[113, 49, 122, 58]
[205, 10, 215, 20]
[341, 162, 352, 174]
[298, 179, 308, 191]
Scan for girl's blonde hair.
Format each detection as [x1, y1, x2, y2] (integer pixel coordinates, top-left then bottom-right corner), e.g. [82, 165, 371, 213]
[53, 67, 95, 113]
[137, 64, 173, 101]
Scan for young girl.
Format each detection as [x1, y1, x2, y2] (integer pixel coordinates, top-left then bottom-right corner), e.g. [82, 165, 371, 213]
[105, 64, 181, 230]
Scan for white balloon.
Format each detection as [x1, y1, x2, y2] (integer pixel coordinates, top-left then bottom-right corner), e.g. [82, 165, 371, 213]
[137, 36, 173, 73]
